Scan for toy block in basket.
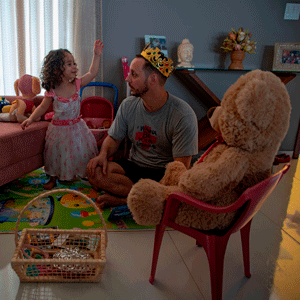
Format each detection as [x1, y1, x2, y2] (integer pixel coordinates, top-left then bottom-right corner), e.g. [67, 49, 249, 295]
[11, 189, 107, 283]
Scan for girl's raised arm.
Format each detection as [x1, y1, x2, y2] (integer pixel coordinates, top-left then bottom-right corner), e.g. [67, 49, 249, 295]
[80, 40, 104, 88]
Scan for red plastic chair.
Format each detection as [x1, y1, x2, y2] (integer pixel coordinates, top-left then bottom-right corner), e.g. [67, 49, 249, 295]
[80, 82, 118, 148]
[149, 163, 290, 300]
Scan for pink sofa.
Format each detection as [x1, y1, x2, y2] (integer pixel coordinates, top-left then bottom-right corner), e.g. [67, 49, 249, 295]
[0, 96, 52, 187]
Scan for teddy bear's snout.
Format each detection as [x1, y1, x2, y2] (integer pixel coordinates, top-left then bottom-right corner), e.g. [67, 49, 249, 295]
[207, 106, 217, 119]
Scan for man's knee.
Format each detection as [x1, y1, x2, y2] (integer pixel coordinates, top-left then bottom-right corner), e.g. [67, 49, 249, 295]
[87, 168, 108, 192]
[86, 164, 92, 178]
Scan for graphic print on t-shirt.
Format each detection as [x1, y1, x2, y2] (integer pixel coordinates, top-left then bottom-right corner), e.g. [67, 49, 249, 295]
[135, 125, 157, 150]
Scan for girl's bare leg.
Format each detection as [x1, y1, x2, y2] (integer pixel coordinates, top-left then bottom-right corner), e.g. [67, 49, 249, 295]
[43, 176, 58, 190]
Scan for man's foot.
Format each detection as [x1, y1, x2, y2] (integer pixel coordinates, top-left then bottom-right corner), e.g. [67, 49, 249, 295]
[96, 193, 127, 209]
[43, 176, 57, 190]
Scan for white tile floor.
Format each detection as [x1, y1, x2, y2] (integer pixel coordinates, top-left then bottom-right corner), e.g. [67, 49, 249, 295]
[0, 160, 300, 300]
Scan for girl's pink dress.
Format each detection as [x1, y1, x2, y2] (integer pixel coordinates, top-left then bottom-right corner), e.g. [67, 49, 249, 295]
[44, 78, 98, 181]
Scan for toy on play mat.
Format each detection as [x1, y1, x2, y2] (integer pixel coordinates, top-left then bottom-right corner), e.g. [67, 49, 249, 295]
[11, 189, 107, 283]
[108, 205, 132, 221]
[80, 82, 118, 147]
[0, 196, 54, 226]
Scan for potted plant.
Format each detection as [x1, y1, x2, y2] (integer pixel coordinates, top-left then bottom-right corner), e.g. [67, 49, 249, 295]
[221, 28, 257, 69]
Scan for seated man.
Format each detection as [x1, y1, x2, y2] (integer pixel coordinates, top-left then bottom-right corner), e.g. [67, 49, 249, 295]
[86, 44, 198, 208]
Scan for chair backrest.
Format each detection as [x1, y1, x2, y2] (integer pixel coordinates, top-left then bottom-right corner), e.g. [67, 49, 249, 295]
[80, 97, 114, 121]
[80, 82, 119, 116]
[231, 163, 290, 234]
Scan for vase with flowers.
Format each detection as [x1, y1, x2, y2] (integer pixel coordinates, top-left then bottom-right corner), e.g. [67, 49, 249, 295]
[221, 28, 257, 69]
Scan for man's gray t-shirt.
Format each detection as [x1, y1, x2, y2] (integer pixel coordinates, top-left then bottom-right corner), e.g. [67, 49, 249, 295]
[108, 93, 198, 169]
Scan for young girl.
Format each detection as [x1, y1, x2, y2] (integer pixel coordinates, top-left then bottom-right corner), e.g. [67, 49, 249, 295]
[21, 40, 104, 190]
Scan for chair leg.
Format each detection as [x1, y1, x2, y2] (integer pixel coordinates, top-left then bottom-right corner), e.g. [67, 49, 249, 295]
[205, 236, 229, 300]
[149, 223, 167, 284]
[240, 219, 252, 278]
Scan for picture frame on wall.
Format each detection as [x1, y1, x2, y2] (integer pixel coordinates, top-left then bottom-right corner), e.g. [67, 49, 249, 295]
[144, 35, 168, 57]
[272, 43, 300, 72]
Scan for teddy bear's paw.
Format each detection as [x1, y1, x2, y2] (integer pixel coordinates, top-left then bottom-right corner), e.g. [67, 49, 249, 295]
[160, 161, 187, 186]
[128, 179, 170, 226]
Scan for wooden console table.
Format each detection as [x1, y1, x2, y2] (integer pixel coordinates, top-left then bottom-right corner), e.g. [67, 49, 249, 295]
[174, 68, 299, 157]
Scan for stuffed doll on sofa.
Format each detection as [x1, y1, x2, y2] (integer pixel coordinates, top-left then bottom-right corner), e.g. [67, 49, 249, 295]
[0, 97, 11, 112]
[0, 74, 41, 123]
[127, 70, 291, 230]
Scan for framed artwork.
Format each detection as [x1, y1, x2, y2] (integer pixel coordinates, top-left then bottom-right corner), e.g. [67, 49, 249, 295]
[272, 43, 300, 72]
[144, 35, 168, 56]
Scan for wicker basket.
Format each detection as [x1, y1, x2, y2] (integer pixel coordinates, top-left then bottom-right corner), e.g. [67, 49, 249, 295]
[11, 189, 107, 283]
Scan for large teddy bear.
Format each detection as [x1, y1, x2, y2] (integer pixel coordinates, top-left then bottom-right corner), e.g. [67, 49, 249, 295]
[127, 70, 291, 230]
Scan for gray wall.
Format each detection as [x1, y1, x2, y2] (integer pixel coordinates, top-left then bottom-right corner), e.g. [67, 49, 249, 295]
[97, 0, 300, 152]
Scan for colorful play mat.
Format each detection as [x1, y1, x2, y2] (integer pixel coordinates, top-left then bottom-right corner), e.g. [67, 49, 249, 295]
[0, 168, 155, 233]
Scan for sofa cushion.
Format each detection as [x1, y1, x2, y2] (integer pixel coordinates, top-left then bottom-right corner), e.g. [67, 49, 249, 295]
[0, 122, 49, 169]
[0, 154, 44, 187]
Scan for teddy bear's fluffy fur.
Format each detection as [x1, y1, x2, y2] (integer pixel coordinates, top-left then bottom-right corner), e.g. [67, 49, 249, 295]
[127, 70, 291, 230]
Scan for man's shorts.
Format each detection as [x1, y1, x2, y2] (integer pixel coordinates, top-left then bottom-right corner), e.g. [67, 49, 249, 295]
[116, 158, 165, 184]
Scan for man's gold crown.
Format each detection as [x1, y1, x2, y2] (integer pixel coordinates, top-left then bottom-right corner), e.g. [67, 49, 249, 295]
[141, 44, 174, 78]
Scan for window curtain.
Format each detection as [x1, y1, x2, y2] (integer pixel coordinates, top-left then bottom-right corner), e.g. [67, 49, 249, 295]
[73, 0, 101, 98]
[0, 0, 101, 96]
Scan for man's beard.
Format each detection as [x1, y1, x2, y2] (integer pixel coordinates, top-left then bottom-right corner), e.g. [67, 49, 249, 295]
[129, 80, 149, 97]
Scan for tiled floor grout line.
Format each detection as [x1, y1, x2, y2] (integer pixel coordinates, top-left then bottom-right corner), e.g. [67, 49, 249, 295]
[167, 231, 207, 300]
[259, 172, 300, 246]
[259, 210, 300, 246]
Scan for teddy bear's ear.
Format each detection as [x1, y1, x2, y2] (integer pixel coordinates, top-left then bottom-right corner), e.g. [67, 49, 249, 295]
[14, 79, 20, 96]
[32, 77, 41, 95]
[235, 76, 275, 129]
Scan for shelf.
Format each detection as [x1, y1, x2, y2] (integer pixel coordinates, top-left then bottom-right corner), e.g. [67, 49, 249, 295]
[293, 119, 300, 159]
[174, 69, 221, 109]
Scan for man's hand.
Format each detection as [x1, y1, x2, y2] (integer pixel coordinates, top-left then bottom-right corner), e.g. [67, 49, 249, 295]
[86, 155, 108, 177]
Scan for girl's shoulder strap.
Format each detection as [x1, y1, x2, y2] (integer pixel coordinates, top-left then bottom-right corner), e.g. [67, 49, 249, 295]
[45, 89, 55, 98]
[75, 78, 82, 92]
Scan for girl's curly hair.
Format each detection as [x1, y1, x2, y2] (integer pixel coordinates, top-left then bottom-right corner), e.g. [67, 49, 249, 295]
[40, 49, 72, 91]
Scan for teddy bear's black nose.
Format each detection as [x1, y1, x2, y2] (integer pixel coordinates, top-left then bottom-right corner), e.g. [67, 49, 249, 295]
[207, 107, 216, 119]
